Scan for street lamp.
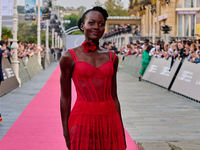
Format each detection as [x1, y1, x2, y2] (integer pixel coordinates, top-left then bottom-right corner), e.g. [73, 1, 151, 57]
[11, 0, 20, 84]
[165, 0, 170, 5]
[37, 0, 42, 66]
[142, 6, 146, 15]
[150, 0, 156, 15]
[139, 7, 143, 16]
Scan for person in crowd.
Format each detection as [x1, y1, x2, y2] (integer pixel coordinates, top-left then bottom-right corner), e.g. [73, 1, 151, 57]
[0, 45, 4, 85]
[178, 41, 187, 59]
[102, 42, 108, 49]
[187, 43, 198, 62]
[169, 43, 179, 71]
[107, 41, 112, 51]
[111, 42, 120, 54]
[0, 46, 3, 122]
[60, 6, 126, 150]
[139, 45, 153, 81]
[182, 40, 186, 48]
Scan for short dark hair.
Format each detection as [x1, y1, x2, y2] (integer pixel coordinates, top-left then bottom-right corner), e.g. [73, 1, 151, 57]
[77, 6, 108, 32]
[186, 41, 192, 46]
[108, 41, 112, 45]
[103, 42, 108, 47]
[182, 40, 187, 44]
[145, 39, 149, 43]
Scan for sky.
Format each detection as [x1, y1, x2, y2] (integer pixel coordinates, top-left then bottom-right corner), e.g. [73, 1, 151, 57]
[18, 0, 130, 9]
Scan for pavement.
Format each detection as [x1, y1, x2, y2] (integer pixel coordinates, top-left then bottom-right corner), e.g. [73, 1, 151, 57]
[118, 68, 200, 150]
[1, 62, 200, 150]
[0, 61, 59, 140]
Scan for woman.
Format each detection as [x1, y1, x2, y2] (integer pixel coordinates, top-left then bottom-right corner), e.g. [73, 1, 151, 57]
[139, 45, 153, 81]
[187, 43, 198, 62]
[60, 7, 126, 150]
[0, 45, 4, 122]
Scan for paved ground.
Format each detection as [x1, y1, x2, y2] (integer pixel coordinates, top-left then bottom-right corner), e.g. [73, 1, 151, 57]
[1, 62, 200, 150]
[0, 61, 59, 140]
[118, 69, 200, 150]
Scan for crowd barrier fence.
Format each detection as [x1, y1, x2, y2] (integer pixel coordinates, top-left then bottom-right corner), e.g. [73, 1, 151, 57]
[0, 58, 19, 96]
[0, 53, 55, 96]
[120, 56, 200, 102]
[119, 55, 142, 78]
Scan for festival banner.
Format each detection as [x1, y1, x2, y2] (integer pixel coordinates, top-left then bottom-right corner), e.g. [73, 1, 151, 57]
[0, 0, 14, 16]
[42, 0, 52, 20]
[25, 0, 36, 20]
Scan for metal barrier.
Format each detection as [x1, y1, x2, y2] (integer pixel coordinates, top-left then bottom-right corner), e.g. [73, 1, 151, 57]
[171, 60, 200, 102]
[119, 55, 142, 78]
[142, 57, 181, 89]
[120, 56, 200, 102]
[0, 58, 19, 96]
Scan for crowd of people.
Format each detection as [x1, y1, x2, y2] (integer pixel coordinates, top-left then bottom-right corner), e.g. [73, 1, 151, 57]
[102, 38, 200, 64]
[0, 40, 46, 64]
[102, 38, 200, 81]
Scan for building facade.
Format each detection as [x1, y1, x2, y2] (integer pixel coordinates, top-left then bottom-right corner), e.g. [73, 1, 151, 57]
[129, 0, 200, 37]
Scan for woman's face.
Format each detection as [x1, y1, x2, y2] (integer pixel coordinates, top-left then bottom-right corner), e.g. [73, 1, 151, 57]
[82, 11, 105, 41]
[190, 45, 194, 52]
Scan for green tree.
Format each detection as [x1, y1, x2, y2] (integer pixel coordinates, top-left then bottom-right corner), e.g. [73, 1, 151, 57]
[2, 27, 13, 40]
[64, 13, 81, 31]
[17, 6, 25, 14]
[76, 6, 86, 15]
[104, 0, 129, 16]
[71, 30, 83, 35]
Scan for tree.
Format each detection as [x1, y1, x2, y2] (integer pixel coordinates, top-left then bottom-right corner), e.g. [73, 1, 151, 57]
[64, 13, 81, 31]
[93, 0, 103, 7]
[104, 0, 129, 16]
[17, 6, 25, 14]
[71, 30, 83, 35]
[2, 27, 12, 40]
[76, 6, 86, 15]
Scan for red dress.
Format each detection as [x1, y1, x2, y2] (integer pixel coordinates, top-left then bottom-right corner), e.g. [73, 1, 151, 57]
[68, 49, 125, 150]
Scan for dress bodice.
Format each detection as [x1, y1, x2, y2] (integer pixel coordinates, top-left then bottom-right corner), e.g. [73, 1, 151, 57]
[68, 49, 116, 102]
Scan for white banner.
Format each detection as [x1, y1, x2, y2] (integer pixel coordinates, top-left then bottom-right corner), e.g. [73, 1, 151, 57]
[0, 0, 14, 16]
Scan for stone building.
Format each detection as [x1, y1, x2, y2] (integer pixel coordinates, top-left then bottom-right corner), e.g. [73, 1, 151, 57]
[129, 0, 200, 37]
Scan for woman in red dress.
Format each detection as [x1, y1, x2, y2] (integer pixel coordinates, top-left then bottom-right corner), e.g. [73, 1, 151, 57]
[60, 6, 126, 150]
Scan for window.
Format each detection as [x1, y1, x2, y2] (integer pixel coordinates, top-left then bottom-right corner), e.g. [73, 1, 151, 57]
[184, 0, 195, 8]
[197, 0, 200, 7]
[191, 15, 195, 36]
[177, 0, 183, 8]
[185, 15, 189, 36]
[178, 15, 183, 36]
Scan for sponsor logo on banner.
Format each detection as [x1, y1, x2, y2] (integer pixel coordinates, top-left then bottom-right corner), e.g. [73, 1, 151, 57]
[0, 58, 19, 96]
[25, 0, 36, 21]
[178, 70, 193, 83]
[3, 68, 15, 80]
[148, 65, 158, 73]
[160, 67, 171, 76]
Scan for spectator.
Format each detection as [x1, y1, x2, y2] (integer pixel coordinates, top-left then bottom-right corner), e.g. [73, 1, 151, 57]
[107, 41, 112, 51]
[102, 42, 108, 49]
[111, 42, 120, 54]
[0, 47, 3, 122]
[139, 45, 153, 81]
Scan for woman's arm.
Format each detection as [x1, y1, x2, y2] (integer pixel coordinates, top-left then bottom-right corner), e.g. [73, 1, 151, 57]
[60, 51, 74, 149]
[111, 54, 127, 149]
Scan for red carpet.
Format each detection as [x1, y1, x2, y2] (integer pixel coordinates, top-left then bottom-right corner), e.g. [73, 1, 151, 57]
[0, 66, 139, 150]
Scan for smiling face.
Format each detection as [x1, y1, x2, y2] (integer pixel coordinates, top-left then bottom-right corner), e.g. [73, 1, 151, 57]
[82, 11, 105, 42]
